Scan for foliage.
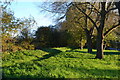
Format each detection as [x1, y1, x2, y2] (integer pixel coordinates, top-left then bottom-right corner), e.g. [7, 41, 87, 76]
[34, 26, 70, 48]
[1, 6, 25, 52]
[2, 47, 120, 79]
[16, 17, 36, 50]
[1, 3, 36, 52]
[34, 27, 54, 48]
[60, 20, 86, 49]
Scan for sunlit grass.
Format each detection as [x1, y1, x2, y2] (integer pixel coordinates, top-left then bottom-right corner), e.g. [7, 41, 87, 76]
[2, 47, 120, 79]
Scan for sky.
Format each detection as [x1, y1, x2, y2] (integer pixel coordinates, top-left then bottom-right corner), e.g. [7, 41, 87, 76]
[8, 1, 55, 30]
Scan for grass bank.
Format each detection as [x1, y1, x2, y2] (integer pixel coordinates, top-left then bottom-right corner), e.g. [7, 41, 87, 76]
[2, 47, 120, 79]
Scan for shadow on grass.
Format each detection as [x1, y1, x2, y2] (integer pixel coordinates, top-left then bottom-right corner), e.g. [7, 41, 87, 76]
[2, 48, 62, 71]
[33, 48, 62, 61]
[91, 51, 120, 55]
[2, 48, 119, 79]
[66, 49, 120, 55]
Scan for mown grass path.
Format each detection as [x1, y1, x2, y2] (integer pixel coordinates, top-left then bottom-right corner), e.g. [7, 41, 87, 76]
[2, 47, 120, 79]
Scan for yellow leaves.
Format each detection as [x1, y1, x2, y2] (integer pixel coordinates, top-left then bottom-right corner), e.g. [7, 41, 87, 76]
[2, 11, 13, 24]
[20, 41, 34, 50]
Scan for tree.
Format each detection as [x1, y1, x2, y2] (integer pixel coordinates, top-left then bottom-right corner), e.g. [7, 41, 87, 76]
[35, 26, 53, 48]
[64, 4, 98, 53]
[1, 2, 36, 52]
[1, 3, 25, 52]
[60, 18, 86, 49]
[16, 17, 36, 50]
[74, 2, 120, 59]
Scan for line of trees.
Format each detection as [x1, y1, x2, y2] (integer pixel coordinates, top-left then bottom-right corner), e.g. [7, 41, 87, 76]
[34, 25, 86, 49]
[33, 20, 120, 50]
[1, 1, 120, 59]
[39, 1, 120, 59]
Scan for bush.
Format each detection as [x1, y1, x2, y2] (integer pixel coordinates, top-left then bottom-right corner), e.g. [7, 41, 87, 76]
[20, 41, 35, 50]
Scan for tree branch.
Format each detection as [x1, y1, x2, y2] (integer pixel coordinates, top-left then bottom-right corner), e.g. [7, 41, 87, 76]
[72, 3, 98, 30]
[106, 7, 117, 14]
[89, 3, 101, 14]
[107, 2, 111, 10]
[104, 23, 120, 36]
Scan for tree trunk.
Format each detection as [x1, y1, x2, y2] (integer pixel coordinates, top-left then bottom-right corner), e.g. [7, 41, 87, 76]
[95, 2, 106, 59]
[86, 33, 92, 53]
[95, 30, 104, 59]
[80, 41, 83, 49]
[84, 13, 93, 53]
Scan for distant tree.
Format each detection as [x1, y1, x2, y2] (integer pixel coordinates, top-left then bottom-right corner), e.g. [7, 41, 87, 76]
[35, 26, 53, 48]
[60, 20, 86, 49]
[16, 17, 36, 50]
[1, 4, 25, 52]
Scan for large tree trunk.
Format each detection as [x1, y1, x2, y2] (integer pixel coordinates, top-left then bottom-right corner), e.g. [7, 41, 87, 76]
[95, 2, 106, 59]
[95, 30, 104, 59]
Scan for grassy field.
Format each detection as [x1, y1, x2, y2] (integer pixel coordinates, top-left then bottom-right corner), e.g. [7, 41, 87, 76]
[2, 47, 120, 79]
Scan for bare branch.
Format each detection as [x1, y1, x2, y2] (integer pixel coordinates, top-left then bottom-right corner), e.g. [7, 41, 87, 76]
[72, 3, 98, 30]
[90, 14, 100, 33]
[104, 23, 120, 36]
[106, 7, 117, 14]
[56, 3, 73, 21]
[89, 3, 101, 14]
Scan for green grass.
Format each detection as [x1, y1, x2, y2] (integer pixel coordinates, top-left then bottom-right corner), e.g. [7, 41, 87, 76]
[2, 47, 120, 79]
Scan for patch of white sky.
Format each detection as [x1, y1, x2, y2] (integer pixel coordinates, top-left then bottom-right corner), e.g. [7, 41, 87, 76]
[7, 1, 56, 31]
